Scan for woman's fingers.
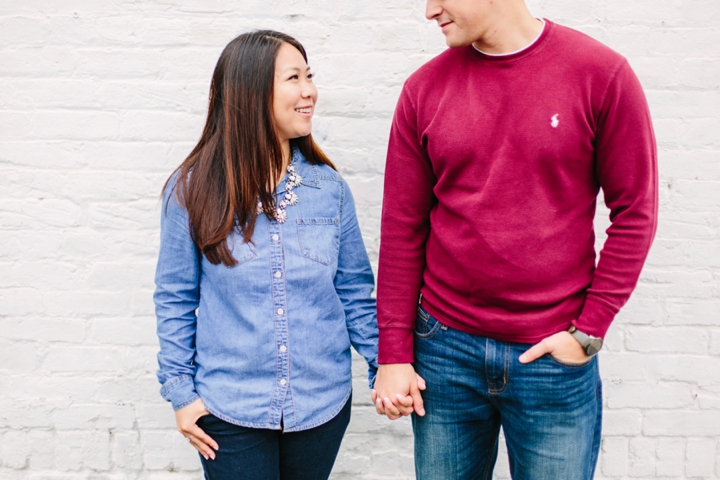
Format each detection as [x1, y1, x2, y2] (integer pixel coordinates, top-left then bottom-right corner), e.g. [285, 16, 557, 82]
[190, 422, 219, 451]
[374, 388, 422, 419]
[372, 390, 386, 415]
[382, 396, 402, 420]
[184, 423, 218, 460]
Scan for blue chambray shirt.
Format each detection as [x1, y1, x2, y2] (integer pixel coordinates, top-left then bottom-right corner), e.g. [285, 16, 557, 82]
[154, 147, 378, 432]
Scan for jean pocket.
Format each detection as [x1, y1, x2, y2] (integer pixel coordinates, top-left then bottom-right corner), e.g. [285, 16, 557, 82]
[545, 353, 593, 369]
[195, 413, 217, 428]
[297, 218, 340, 265]
[414, 309, 445, 340]
[196, 413, 236, 434]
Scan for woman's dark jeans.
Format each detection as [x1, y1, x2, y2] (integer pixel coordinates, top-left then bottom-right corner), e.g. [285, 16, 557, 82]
[197, 395, 351, 480]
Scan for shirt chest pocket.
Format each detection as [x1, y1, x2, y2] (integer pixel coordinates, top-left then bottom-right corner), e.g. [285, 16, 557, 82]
[297, 218, 340, 265]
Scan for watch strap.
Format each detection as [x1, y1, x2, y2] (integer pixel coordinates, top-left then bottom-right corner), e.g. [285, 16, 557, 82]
[568, 326, 603, 356]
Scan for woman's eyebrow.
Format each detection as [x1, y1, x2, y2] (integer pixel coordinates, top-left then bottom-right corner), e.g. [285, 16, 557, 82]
[280, 66, 312, 73]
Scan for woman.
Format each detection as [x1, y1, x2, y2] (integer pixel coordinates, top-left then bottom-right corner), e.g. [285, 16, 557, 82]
[154, 30, 378, 479]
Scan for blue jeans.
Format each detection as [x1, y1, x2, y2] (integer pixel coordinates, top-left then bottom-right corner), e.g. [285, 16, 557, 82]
[196, 395, 351, 479]
[412, 307, 602, 480]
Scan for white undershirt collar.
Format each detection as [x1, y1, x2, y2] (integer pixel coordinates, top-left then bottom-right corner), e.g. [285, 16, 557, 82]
[472, 18, 546, 57]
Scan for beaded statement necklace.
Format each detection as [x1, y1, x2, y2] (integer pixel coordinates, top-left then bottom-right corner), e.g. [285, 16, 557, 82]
[257, 163, 302, 223]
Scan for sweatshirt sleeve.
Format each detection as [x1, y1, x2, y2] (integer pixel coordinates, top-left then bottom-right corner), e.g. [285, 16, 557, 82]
[575, 60, 658, 338]
[377, 84, 437, 364]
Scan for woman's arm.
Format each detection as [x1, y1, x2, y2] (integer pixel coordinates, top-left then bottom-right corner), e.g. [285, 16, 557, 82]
[154, 178, 202, 411]
[154, 178, 219, 460]
[333, 180, 379, 387]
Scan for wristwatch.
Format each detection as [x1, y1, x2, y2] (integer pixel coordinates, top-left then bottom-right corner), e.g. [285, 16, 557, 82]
[568, 326, 603, 357]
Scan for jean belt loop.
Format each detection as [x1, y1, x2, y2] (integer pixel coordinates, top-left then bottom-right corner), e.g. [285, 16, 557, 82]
[417, 297, 429, 321]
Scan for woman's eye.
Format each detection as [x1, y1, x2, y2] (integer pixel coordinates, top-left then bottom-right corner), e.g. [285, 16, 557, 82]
[289, 74, 299, 80]
[307, 73, 314, 80]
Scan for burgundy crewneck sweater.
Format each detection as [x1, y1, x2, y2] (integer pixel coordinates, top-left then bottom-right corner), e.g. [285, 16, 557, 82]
[377, 20, 658, 364]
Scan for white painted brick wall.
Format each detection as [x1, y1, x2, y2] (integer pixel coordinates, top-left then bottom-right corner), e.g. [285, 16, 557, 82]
[1, 0, 718, 478]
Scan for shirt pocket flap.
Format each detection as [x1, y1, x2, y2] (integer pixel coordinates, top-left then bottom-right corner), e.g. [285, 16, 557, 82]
[297, 218, 340, 265]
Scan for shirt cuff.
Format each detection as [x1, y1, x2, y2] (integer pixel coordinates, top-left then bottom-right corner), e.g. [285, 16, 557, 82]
[378, 327, 414, 364]
[160, 374, 200, 411]
[367, 368, 377, 390]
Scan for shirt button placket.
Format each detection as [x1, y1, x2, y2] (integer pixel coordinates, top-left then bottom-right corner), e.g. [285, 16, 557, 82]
[269, 225, 289, 427]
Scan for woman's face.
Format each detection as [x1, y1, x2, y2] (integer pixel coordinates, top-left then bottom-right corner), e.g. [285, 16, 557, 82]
[273, 43, 317, 148]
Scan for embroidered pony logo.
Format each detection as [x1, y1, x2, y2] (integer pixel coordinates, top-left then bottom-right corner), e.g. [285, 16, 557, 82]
[551, 114, 559, 128]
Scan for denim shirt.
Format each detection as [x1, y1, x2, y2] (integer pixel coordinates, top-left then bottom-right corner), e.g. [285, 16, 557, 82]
[154, 147, 378, 432]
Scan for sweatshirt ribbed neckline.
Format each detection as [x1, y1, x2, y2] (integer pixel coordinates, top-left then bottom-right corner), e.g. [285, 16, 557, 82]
[469, 19, 553, 63]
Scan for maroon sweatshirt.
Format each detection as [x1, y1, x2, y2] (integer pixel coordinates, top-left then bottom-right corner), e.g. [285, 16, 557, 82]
[377, 20, 658, 364]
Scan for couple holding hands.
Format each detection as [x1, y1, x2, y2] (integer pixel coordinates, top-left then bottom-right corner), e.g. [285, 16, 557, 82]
[154, 1, 657, 479]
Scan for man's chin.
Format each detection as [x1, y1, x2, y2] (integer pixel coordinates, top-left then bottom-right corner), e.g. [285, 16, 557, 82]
[441, 33, 473, 49]
[445, 38, 472, 49]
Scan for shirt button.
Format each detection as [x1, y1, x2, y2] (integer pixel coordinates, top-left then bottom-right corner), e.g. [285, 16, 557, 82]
[280, 345, 287, 352]
[280, 378, 287, 386]
[275, 271, 282, 278]
[272, 234, 279, 242]
[277, 308, 284, 315]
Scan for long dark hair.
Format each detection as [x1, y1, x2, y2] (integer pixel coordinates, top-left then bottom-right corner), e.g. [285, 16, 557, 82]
[164, 30, 335, 267]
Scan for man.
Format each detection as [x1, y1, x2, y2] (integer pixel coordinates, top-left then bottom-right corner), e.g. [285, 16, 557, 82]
[372, 0, 657, 478]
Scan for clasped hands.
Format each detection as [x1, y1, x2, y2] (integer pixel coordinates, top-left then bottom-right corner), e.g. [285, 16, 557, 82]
[372, 330, 589, 420]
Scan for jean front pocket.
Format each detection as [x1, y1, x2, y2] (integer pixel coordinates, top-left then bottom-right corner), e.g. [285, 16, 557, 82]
[414, 308, 445, 340]
[545, 353, 594, 369]
[297, 217, 340, 265]
[196, 413, 240, 435]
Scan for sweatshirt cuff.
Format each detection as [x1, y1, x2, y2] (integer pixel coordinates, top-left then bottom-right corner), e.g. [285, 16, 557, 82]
[378, 327, 415, 364]
[575, 296, 618, 339]
[160, 375, 200, 411]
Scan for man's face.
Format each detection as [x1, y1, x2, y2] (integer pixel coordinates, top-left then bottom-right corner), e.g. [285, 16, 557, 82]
[426, 0, 495, 48]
